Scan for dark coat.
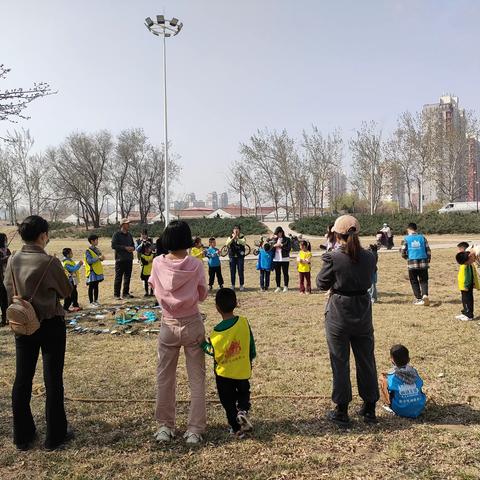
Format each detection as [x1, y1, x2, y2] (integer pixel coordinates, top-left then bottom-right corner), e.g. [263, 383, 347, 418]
[316, 248, 376, 334]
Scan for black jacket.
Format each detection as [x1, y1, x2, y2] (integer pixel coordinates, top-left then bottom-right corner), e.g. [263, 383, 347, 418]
[111, 231, 135, 261]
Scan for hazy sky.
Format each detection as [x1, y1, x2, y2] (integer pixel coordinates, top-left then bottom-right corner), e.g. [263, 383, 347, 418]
[1, 0, 480, 201]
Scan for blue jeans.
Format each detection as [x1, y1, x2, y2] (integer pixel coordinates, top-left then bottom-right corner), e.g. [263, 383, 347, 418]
[229, 256, 245, 287]
[368, 272, 378, 302]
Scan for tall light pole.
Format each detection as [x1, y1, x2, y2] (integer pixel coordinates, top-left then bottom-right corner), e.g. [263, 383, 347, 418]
[145, 15, 183, 226]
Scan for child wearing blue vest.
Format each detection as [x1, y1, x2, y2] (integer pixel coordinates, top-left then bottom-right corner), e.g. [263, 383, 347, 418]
[62, 247, 83, 312]
[455, 250, 479, 321]
[256, 241, 274, 291]
[380, 344, 426, 418]
[205, 237, 224, 290]
[201, 288, 256, 438]
[400, 222, 431, 306]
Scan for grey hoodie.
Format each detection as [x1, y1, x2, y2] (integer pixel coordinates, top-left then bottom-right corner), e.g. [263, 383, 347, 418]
[390, 364, 418, 385]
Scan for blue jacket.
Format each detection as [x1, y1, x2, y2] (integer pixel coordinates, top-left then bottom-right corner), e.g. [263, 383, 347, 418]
[403, 234, 428, 261]
[387, 366, 426, 418]
[256, 248, 274, 271]
[206, 247, 221, 268]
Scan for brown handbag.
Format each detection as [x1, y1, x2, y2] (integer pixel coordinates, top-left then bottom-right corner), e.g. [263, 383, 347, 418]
[7, 255, 54, 336]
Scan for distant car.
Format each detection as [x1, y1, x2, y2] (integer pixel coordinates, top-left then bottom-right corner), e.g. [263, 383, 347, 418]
[438, 202, 479, 213]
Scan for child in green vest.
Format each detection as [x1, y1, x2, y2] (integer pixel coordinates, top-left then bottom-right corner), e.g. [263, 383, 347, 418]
[140, 242, 154, 297]
[62, 247, 83, 312]
[201, 288, 256, 438]
[455, 250, 479, 321]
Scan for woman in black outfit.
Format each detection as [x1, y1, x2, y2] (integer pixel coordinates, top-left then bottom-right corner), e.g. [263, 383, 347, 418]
[272, 226, 291, 293]
[316, 215, 379, 426]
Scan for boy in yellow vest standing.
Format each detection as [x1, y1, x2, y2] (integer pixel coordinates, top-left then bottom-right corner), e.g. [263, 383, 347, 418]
[455, 250, 480, 321]
[201, 288, 256, 437]
[85, 234, 105, 307]
[62, 247, 83, 312]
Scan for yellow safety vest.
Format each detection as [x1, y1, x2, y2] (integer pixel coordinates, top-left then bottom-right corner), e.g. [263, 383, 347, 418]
[210, 316, 251, 380]
[84, 248, 104, 277]
[458, 264, 480, 291]
[297, 251, 312, 273]
[141, 253, 154, 276]
[62, 259, 79, 283]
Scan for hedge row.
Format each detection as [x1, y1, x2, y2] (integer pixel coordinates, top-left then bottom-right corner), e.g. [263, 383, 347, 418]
[290, 212, 480, 236]
[50, 216, 267, 239]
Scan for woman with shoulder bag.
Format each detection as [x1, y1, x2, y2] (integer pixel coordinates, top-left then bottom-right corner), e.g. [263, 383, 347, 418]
[4, 216, 73, 451]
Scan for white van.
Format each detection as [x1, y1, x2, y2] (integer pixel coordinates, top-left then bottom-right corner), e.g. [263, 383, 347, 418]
[438, 202, 479, 213]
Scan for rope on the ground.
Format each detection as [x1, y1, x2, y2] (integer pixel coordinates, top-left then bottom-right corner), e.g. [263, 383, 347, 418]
[1, 379, 329, 403]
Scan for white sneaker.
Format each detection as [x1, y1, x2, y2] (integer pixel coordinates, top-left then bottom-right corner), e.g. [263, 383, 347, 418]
[183, 431, 203, 445]
[154, 426, 175, 443]
[230, 285, 235, 291]
[413, 299, 424, 306]
[239, 285, 245, 292]
[274, 287, 281, 293]
[456, 314, 473, 321]
[236, 410, 253, 432]
[455, 314, 465, 320]
[283, 286, 288, 293]
[422, 295, 430, 306]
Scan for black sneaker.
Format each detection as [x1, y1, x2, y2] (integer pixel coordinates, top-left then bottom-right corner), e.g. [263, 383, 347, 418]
[15, 432, 38, 451]
[123, 294, 135, 299]
[358, 402, 378, 424]
[326, 406, 350, 427]
[45, 428, 75, 451]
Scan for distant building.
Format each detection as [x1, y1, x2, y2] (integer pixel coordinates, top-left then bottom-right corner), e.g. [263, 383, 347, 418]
[219, 192, 228, 208]
[186, 193, 196, 208]
[206, 191, 219, 209]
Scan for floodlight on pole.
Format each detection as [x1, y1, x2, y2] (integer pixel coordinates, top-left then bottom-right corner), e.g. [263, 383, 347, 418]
[144, 15, 183, 226]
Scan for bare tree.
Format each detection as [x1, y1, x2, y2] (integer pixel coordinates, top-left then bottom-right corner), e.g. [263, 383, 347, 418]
[302, 126, 343, 215]
[350, 121, 385, 214]
[0, 65, 56, 123]
[0, 146, 21, 224]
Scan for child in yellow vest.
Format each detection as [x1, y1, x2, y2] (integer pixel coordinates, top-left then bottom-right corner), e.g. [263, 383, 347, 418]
[85, 234, 105, 307]
[140, 242, 154, 297]
[190, 237, 205, 261]
[455, 250, 480, 321]
[62, 247, 83, 312]
[201, 288, 256, 438]
[297, 240, 312, 294]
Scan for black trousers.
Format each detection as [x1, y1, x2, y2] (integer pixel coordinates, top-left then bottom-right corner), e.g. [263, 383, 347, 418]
[461, 288, 474, 319]
[208, 266, 224, 287]
[325, 321, 379, 406]
[229, 256, 245, 287]
[408, 268, 429, 299]
[0, 280, 7, 323]
[114, 260, 133, 297]
[12, 317, 67, 447]
[259, 270, 271, 290]
[63, 285, 79, 310]
[215, 375, 251, 432]
[274, 261, 289, 288]
[88, 281, 100, 303]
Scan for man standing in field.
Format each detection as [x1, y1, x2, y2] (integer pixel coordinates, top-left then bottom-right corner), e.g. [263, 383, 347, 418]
[111, 218, 135, 300]
[400, 222, 431, 306]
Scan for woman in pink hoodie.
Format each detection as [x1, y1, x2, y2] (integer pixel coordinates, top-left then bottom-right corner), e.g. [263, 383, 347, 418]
[149, 221, 208, 445]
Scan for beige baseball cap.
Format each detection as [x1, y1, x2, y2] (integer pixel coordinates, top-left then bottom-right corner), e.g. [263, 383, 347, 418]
[332, 215, 360, 235]
[120, 218, 130, 225]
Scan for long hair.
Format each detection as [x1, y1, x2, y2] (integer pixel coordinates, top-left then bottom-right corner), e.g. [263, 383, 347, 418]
[337, 230, 362, 262]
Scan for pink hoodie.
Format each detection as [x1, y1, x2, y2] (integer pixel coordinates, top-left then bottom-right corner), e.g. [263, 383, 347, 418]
[149, 254, 208, 319]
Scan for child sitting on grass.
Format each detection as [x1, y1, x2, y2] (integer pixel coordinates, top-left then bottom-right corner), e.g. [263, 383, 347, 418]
[62, 248, 83, 312]
[140, 242, 154, 297]
[380, 344, 426, 418]
[201, 288, 256, 438]
[191, 237, 205, 261]
[455, 250, 479, 321]
[297, 240, 312, 294]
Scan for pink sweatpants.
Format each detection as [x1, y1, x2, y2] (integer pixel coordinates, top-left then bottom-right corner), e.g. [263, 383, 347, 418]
[155, 313, 206, 434]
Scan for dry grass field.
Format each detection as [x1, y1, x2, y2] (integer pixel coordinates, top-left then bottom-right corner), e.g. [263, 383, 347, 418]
[1, 234, 480, 479]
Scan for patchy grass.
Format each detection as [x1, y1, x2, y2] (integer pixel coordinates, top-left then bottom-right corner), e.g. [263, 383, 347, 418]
[1, 239, 480, 479]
